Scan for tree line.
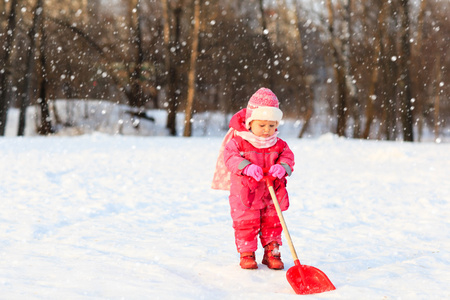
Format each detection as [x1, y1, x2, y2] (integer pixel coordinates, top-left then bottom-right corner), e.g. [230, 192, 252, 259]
[0, 0, 448, 141]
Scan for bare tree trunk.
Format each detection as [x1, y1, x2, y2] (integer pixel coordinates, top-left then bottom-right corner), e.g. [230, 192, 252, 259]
[183, 0, 201, 137]
[326, 0, 348, 137]
[399, 0, 414, 141]
[38, 9, 53, 135]
[258, 0, 275, 88]
[298, 108, 313, 138]
[290, 1, 314, 138]
[342, 0, 360, 138]
[129, 0, 146, 111]
[362, 72, 378, 139]
[18, 0, 44, 136]
[434, 54, 441, 141]
[162, 0, 171, 73]
[37, 73, 53, 135]
[380, 2, 400, 141]
[363, 0, 385, 139]
[415, 0, 427, 142]
[0, 0, 18, 135]
[291, 0, 304, 64]
[163, 0, 183, 136]
[0, 0, 5, 14]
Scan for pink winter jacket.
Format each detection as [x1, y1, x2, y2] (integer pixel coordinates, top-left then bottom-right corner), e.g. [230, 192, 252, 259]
[223, 109, 295, 211]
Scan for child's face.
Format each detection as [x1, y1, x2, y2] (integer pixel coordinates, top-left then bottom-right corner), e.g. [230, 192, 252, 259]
[250, 120, 278, 138]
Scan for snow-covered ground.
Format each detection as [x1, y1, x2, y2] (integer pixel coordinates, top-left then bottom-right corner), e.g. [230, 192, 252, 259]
[1, 101, 450, 298]
[1, 131, 449, 299]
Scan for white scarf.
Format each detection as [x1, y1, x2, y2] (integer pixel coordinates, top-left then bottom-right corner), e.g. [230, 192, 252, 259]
[211, 128, 278, 190]
[235, 130, 278, 149]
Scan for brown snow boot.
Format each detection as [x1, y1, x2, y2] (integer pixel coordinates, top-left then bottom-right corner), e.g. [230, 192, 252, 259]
[239, 252, 258, 269]
[262, 241, 284, 270]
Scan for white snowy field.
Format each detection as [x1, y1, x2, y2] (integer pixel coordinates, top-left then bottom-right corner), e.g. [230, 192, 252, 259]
[1, 133, 449, 299]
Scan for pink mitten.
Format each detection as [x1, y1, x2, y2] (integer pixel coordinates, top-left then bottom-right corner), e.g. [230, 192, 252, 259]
[243, 164, 263, 181]
[269, 164, 286, 179]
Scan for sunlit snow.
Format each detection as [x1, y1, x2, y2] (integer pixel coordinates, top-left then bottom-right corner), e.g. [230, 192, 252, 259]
[1, 107, 449, 299]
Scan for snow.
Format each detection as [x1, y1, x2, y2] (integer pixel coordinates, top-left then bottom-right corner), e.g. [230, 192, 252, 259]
[1, 104, 450, 299]
[7, 100, 448, 142]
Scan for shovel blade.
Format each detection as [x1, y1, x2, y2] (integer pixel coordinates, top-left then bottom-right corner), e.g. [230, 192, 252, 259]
[286, 264, 336, 295]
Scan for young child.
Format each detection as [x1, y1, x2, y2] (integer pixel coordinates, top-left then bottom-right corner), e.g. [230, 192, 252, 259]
[212, 87, 295, 270]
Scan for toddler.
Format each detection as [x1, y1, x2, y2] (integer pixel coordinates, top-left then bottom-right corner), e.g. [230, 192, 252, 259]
[212, 88, 295, 269]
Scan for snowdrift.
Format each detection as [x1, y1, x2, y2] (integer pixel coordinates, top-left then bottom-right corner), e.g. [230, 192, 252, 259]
[1, 134, 449, 299]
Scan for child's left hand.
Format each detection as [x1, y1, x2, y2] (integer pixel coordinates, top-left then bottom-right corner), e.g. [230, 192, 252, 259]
[269, 164, 286, 179]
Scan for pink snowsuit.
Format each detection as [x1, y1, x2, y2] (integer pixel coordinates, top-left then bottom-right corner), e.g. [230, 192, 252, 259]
[222, 109, 295, 253]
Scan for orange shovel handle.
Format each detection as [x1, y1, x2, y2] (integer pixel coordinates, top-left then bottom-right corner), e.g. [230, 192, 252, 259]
[262, 171, 301, 265]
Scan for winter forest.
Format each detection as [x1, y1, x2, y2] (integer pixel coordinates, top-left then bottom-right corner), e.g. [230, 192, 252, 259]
[0, 0, 449, 141]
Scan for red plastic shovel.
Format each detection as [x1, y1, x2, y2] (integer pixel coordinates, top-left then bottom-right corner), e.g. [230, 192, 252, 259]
[264, 174, 336, 295]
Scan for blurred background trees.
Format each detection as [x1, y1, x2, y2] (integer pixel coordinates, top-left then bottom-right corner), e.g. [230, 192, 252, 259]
[0, 0, 448, 140]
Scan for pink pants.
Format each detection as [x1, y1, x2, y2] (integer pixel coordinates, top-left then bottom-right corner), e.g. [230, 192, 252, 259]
[231, 205, 282, 253]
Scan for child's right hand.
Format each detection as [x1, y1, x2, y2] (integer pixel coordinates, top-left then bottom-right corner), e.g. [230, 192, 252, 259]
[242, 164, 263, 181]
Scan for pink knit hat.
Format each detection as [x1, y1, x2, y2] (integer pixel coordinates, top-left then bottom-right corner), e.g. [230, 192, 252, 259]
[245, 88, 283, 129]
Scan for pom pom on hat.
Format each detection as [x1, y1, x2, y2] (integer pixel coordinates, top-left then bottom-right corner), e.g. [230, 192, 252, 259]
[245, 88, 283, 129]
